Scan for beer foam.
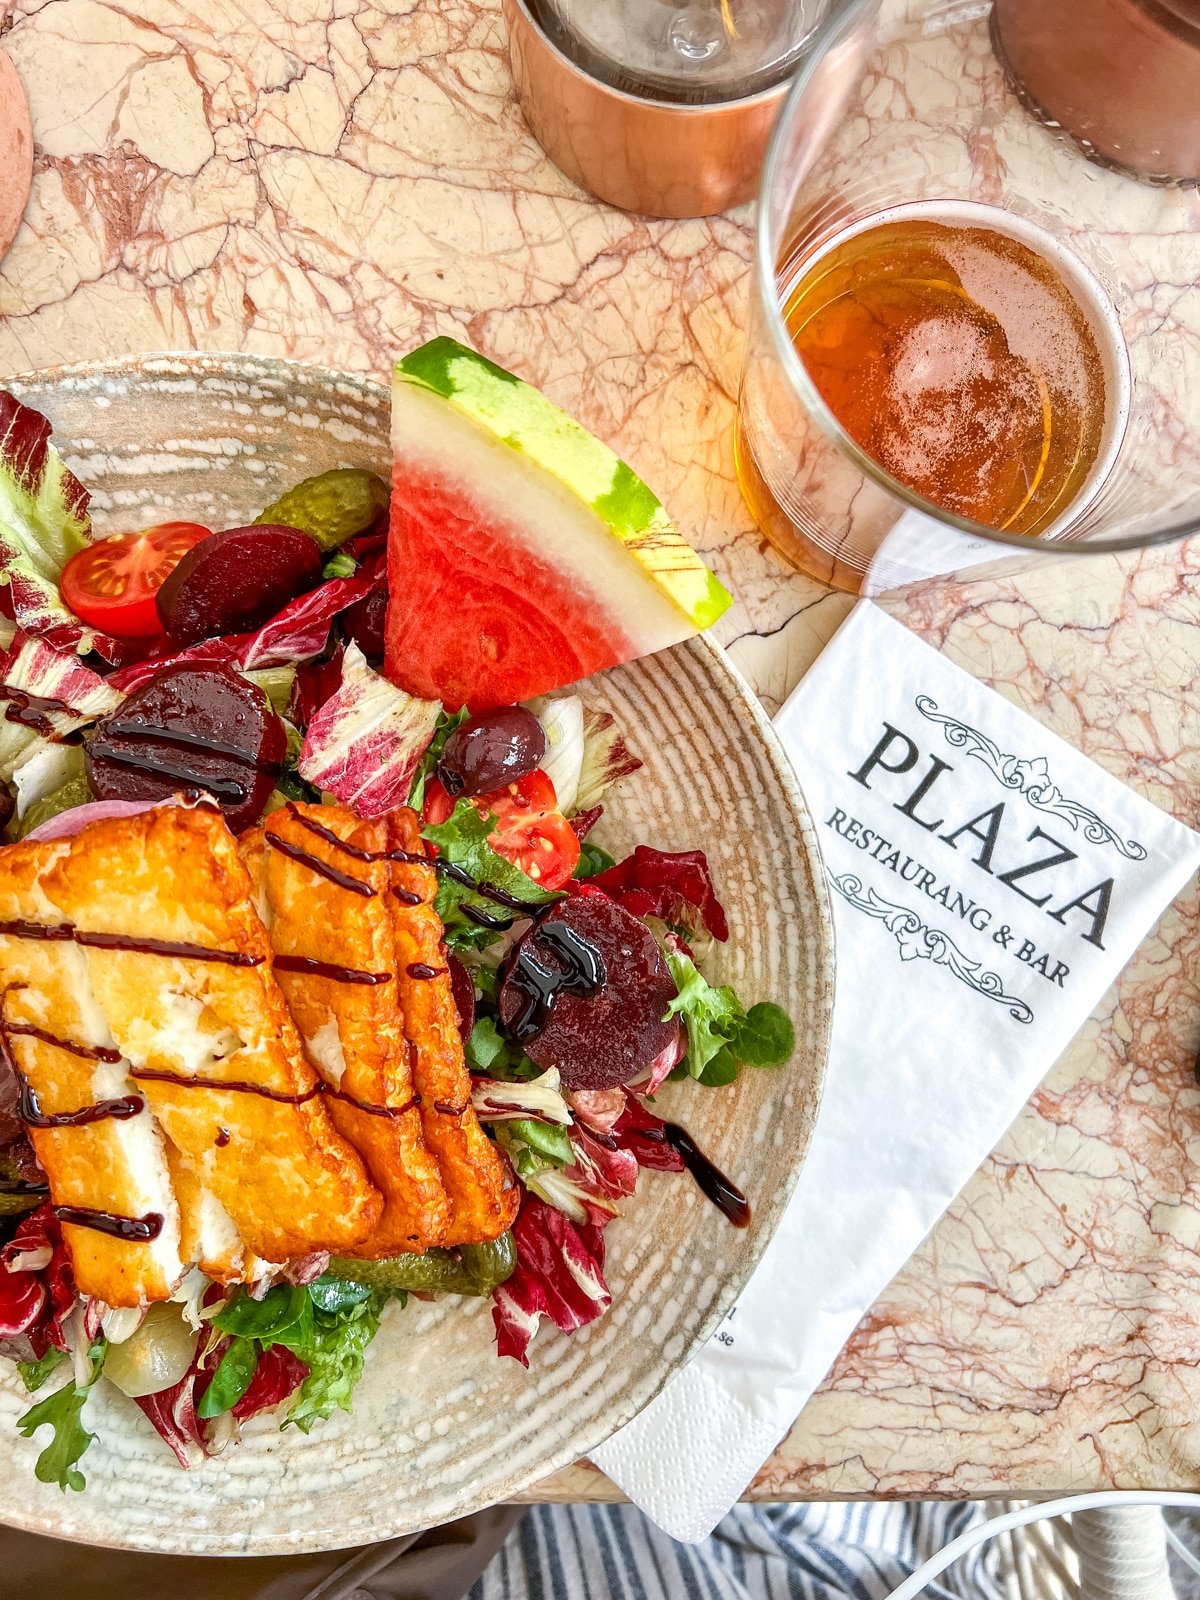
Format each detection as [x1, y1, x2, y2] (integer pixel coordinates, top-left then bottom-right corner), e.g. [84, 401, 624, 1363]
[944, 237, 1092, 405]
[883, 313, 1037, 493]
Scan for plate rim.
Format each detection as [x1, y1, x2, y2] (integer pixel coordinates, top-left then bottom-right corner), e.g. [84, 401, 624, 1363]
[0, 350, 835, 1554]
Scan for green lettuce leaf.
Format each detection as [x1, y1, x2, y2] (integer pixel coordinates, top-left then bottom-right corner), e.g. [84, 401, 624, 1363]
[408, 705, 467, 811]
[573, 840, 616, 880]
[423, 799, 557, 937]
[16, 1346, 104, 1492]
[209, 1283, 312, 1346]
[663, 946, 744, 1079]
[16, 1345, 68, 1393]
[663, 949, 793, 1084]
[284, 1296, 384, 1434]
[197, 1337, 258, 1421]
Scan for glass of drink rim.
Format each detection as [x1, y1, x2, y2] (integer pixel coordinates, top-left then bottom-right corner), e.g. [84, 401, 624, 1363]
[738, 0, 1200, 594]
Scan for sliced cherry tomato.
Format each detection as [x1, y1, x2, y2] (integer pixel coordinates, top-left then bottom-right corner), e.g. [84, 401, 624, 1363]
[423, 769, 580, 890]
[60, 522, 212, 638]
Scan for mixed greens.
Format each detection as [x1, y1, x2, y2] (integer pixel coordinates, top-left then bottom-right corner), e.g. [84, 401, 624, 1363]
[0, 389, 793, 1493]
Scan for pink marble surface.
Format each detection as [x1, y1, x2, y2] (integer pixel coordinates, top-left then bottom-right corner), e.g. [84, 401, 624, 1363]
[1, 0, 1198, 1501]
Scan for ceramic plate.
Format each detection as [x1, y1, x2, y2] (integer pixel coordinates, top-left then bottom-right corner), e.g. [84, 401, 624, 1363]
[0, 353, 834, 1555]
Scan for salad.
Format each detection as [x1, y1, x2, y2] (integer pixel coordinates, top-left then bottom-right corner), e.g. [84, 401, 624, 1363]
[0, 340, 793, 1493]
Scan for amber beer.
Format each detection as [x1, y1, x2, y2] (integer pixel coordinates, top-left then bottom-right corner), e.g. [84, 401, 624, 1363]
[738, 212, 1118, 588]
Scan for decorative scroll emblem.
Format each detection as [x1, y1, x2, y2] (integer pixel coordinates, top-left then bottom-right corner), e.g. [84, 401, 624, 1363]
[831, 873, 1034, 1024]
[914, 696, 1147, 862]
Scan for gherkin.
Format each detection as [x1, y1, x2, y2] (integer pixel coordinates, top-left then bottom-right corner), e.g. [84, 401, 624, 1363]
[10, 766, 91, 842]
[0, 1149, 46, 1218]
[256, 468, 389, 553]
[325, 1234, 516, 1297]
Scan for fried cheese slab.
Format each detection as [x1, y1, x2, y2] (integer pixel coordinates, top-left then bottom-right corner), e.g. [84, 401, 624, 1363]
[383, 809, 518, 1245]
[0, 838, 185, 1306]
[243, 805, 450, 1256]
[40, 806, 382, 1263]
[163, 1142, 275, 1285]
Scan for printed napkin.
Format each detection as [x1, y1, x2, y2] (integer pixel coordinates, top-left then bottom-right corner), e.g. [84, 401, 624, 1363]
[594, 600, 1200, 1541]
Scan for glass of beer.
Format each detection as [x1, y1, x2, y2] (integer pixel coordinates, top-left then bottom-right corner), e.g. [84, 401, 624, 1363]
[737, 0, 1200, 593]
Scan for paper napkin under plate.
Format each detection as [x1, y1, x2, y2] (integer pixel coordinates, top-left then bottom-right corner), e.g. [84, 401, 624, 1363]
[594, 599, 1200, 1542]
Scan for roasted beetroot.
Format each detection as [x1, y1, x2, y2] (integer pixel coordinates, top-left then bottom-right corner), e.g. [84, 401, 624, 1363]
[85, 662, 286, 832]
[447, 951, 476, 1041]
[340, 581, 388, 661]
[498, 894, 679, 1091]
[156, 524, 322, 646]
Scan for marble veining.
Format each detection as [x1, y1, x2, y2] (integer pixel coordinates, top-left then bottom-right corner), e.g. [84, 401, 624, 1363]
[1, 0, 1199, 1504]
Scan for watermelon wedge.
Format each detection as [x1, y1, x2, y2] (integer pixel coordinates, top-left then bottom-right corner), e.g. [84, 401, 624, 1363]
[384, 339, 732, 712]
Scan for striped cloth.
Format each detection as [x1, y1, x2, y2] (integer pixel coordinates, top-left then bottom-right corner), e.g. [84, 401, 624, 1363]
[470, 1502, 1005, 1600]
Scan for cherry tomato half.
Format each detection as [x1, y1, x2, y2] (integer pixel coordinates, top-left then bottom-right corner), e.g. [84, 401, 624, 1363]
[60, 522, 212, 638]
[423, 769, 580, 890]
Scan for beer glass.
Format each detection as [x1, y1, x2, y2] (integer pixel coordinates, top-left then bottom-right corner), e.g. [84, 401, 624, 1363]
[737, 0, 1200, 593]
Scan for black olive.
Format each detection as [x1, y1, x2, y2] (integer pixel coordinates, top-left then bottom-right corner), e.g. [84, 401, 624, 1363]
[437, 706, 547, 798]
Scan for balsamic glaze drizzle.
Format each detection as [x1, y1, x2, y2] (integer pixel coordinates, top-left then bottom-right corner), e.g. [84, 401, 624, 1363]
[87, 741, 249, 804]
[274, 954, 391, 985]
[4, 1021, 123, 1062]
[3, 689, 84, 741]
[18, 1082, 144, 1129]
[406, 963, 444, 980]
[130, 1065, 416, 1121]
[505, 921, 608, 1044]
[0, 918, 263, 966]
[53, 1204, 164, 1242]
[285, 804, 544, 917]
[100, 720, 281, 773]
[263, 832, 375, 897]
[635, 1122, 751, 1229]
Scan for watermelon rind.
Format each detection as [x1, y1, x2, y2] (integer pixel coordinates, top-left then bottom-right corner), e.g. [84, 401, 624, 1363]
[394, 339, 731, 634]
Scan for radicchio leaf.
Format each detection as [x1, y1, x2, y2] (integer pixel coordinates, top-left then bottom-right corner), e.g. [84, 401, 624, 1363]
[592, 845, 729, 942]
[239, 577, 373, 670]
[134, 1369, 208, 1469]
[491, 1193, 611, 1366]
[0, 1261, 46, 1338]
[564, 1087, 626, 1136]
[288, 642, 345, 731]
[106, 635, 247, 695]
[0, 1205, 78, 1354]
[611, 1095, 685, 1174]
[471, 1067, 572, 1126]
[566, 1126, 639, 1207]
[0, 394, 116, 658]
[230, 1344, 309, 1420]
[575, 706, 641, 813]
[0, 630, 122, 738]
[635, 1022, 687, 1095]
[299, 641, 440, 817]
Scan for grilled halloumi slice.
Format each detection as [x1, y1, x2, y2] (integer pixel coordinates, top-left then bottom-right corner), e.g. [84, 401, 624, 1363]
[383, 809, 519, 1245]
[163, 1142, 276, 1285]
[0, 838, 185, 1306]
[243, 804, 450, 1256]
[39, 806, 382, 1264]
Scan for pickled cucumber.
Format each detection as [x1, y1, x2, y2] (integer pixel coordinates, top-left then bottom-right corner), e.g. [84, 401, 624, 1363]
[10, 764, 91, 841]
[0, 1150, 46, 1217]
[256, 469, 389, 553]
[326, 1234, 515, 1297]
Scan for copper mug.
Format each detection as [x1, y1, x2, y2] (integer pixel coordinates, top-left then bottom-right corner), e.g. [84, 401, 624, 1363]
[504, 0, 828, 217]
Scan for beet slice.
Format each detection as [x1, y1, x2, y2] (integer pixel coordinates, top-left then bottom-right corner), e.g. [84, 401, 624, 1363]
[340, 581, 388, 661]
[447, 951, 476, 1042]
[86, 663, 286, 832]
[156, 524, 323, 646]
[498, 894, 679, 1090]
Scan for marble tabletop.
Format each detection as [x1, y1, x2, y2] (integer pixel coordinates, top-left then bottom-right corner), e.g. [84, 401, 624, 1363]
[1, 0, 1199, 1503]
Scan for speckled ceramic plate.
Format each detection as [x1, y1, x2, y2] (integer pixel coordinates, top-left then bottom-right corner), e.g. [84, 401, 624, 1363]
[0, 353, 834, 1555]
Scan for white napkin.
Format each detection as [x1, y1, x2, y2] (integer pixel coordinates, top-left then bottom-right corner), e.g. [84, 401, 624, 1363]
[594, 600, 1200, 1542]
